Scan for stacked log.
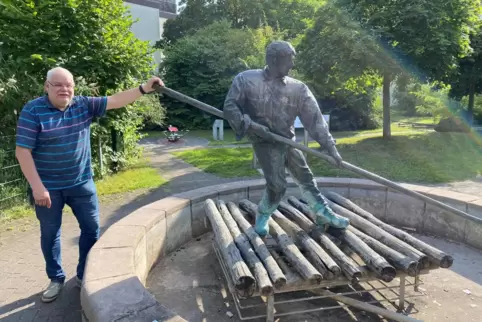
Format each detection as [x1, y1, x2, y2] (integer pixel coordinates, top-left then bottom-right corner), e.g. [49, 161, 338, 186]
[204, 190, 453, 297]
[204, 199, 255, 295]
[239, 199, 323, 284]
[226, 202, 287, 288]
[324, 191, 454, 268]
[216, 200, 274, 296]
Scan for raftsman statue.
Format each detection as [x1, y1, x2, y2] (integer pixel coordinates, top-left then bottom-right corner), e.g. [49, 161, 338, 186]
[223, 40, 349, 237]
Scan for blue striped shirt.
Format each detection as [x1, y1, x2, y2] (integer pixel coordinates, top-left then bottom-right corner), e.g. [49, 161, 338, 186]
[16, 95, 107, 190]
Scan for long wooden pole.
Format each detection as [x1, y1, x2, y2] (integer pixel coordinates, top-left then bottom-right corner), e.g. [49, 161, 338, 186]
[152, 84, 480, 224]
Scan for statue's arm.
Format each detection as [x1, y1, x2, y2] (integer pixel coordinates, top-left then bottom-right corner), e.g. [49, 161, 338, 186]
[223, 74, 250, 140]
[298, 84, 336, 149]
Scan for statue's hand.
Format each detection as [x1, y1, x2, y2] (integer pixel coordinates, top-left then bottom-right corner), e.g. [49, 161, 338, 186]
[327, 145, 343, 167]
[249, 122, 273, 142]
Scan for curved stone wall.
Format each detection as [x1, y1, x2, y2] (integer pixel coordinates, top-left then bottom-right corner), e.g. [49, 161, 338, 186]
[80, 178, 482, 322]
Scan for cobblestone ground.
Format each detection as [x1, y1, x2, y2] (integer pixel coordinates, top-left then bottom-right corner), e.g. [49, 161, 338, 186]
[0, 137, 480, 321]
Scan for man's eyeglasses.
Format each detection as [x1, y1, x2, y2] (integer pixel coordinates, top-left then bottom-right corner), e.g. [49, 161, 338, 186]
[48, 81, 74, 89]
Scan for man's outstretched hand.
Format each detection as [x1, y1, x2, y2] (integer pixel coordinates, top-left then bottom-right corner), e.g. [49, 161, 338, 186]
[327, 145, 343, 167]
[142, 76, 165, 93]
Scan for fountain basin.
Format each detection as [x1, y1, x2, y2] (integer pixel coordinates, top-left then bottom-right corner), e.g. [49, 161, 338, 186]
[80, 178, 482, 321]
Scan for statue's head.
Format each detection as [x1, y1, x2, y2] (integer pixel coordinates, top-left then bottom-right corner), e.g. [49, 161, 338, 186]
[265, 41, 296, 78]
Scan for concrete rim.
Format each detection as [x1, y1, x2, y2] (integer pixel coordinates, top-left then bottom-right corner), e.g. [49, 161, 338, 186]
[80, 177, 482, 322]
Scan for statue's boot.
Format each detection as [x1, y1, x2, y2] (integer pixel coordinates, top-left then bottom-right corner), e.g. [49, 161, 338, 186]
[254, 212, 271, 237]
[312, 202, 349, 229]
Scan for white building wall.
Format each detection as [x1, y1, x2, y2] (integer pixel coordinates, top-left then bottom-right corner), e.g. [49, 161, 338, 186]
[123, 2, 163, 69]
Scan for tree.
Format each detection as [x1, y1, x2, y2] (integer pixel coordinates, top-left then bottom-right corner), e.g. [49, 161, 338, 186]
[449, 28, 482, 125]
[299, 0, 480, 138]
[159, 20, 280, 128]
[158, 0, 322, 47]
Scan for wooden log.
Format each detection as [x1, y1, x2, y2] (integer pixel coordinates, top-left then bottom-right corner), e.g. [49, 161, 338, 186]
[317, 289, 423, 322]
[279, 200, 363, 283]
[304, 197, 430, 269]
[216, 200, 274, 296]
[204, 199, 255, 295]
[226, 202, 287, 288]
[271, 209, 339, 279]
[348, 226, 419, 276]
[325, 191, 454, 268]
[238, 199, 323, 284]
[285, 196, 396, 282]
[268, 249, 302, 286]
[328, 227, 397, 282]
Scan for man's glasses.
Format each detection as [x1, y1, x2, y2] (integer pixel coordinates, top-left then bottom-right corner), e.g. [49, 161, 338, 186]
[48, 81, 74, 89]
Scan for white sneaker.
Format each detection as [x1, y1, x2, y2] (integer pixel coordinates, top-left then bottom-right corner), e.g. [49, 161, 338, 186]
[41, 281, 63, 303]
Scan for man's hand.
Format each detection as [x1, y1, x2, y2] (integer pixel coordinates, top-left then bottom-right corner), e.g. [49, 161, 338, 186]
[141, 76, 165, 93]
[33, 186, 51, 208]
[244, 115, 273, 142]
[327, 145, 343, 167]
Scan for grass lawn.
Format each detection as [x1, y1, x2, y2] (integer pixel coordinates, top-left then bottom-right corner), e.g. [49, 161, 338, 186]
[0, 159, 167, 226]
[173, 130, 482, 184]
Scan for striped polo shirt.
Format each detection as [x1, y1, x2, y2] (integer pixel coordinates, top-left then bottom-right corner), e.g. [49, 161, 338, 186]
[15, 95, 107, 190]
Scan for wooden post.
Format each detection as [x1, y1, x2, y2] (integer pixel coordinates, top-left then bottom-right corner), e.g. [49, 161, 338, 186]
[216, 200, 274, 296]
[226, 202, 287, 288]
[204, 199, 255, 295]
[325, 191, 453, 268]
[239, 199, 323, 284]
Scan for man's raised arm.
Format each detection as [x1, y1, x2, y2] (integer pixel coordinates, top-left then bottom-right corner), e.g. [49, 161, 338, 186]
[106, 77, 164, 110]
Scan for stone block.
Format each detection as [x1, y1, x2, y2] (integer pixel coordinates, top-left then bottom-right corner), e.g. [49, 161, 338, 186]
[93, 225, 144, 250]
[174, 186, 218, 204]
[83, 247, 134, 282]
[319, 186, 349, 198]
[191, 200, 211, 238]
[468, 199, 482, 220]
[134, 234, 147, 285]
[81, 274, 186, 322]
[465, 221, 482, 251]
[316, 177, 352, 188]
[219, 188, 248, 204]
[166, 206, 192, 254]
[146, 218, 167, 272]
[116, 206, 165, 232]
[248, 187, 265, 204]
[349, 178, 385, 190]
[157, 196, 190, 215]
[386, 191, 425, 230]
[349, 188, 387, 219]
[423, 203, 467, 243]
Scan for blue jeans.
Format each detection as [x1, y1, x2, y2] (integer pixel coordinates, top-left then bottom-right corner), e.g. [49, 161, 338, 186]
[34, 179, 100, 283]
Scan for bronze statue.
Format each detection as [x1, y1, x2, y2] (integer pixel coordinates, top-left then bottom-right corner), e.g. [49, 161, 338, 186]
[223, 40, 349, 237]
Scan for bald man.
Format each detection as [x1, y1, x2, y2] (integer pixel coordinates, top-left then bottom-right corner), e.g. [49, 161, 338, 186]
[15, 67, 164, 303]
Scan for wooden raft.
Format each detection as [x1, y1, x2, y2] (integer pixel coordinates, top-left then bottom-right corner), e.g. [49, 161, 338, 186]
[203, 192, 453, 297]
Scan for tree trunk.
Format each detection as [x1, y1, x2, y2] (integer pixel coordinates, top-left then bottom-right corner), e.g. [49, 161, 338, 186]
[239, 199, 323, 284]
[216, 200, 273, 296]
[226, 202, 287, 288]
[324, 191, 453, 268]
[468, 74, 475, 126]
[383, 72, 392, 138]
[204, 199, 255, 295]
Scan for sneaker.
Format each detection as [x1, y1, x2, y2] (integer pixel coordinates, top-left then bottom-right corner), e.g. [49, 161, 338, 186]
[41, 281, 64, 303]
[313, 203, 349, 229]
[254, 213, 271, 237]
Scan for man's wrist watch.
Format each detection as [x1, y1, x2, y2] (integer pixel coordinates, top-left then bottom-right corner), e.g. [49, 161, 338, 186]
[139, 84, 147, 95]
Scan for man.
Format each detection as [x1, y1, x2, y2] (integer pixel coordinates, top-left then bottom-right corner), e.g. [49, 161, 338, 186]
[223, 41, 349, 238]
[15, 67, 164, 303]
